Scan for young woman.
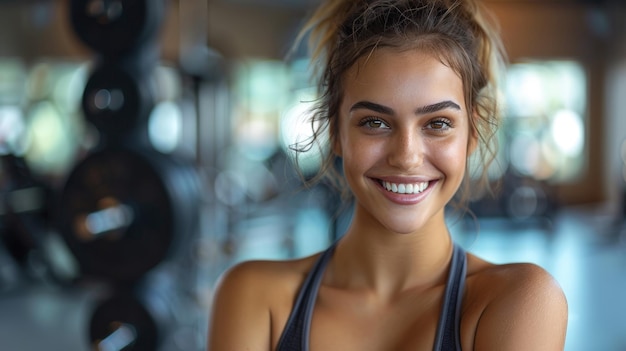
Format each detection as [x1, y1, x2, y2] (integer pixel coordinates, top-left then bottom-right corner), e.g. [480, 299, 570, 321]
[208, 0, 568, 350]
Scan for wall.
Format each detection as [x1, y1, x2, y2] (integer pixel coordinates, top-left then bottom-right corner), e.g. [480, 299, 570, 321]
[603, 3, 626, 215]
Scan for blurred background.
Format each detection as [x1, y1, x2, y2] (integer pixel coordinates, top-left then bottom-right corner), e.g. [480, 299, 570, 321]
[0, 0, 624, 350]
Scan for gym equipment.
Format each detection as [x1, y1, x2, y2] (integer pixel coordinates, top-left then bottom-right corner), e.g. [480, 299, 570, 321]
[69, 0, 167, 57]
[466, 167, 556, 226]
[87, 266, 189, 351]
[82, 62, 156, 140]
[89, 292, 162, 351]
[57, 147, 200, 282]
[0, 155, 52, 275]
[64, 1, 207, 349]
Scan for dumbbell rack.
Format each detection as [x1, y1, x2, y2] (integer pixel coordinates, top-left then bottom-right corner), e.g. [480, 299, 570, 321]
[56, 1, 203, 350]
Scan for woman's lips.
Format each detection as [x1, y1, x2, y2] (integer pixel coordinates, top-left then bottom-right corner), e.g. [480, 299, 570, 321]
[372, 178, 438, 205]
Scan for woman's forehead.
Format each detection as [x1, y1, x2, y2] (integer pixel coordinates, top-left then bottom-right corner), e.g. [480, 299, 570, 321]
[343, 48, 465, 104]
[346, 44, 464, 80]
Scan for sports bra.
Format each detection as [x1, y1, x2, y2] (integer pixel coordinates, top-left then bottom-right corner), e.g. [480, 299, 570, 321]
[276, 242, 467, 351]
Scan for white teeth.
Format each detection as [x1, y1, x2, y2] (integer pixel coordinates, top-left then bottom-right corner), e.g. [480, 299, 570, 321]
[382, 181, 429, 194]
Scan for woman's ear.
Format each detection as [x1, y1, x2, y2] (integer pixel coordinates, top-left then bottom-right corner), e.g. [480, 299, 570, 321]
[332, 127, 342, 157]
[467, 112, 479, 156]
[333, 137, 342, 157]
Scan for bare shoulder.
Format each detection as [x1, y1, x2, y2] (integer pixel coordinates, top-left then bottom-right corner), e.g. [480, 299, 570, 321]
[214, 256, 312, 293]
[207, 254, 320, 351]
[466, 254, 568, 350]
[467, 254, 565, 298]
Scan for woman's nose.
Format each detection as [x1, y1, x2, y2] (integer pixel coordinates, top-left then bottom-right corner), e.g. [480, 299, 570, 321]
[386, 130, 424, 170]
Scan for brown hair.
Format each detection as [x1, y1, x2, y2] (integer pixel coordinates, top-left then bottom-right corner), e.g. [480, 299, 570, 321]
[292, 0, 506, 206]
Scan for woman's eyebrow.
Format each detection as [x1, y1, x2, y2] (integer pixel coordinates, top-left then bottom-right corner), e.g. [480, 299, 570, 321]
[349, 101, 394, 115]
[415, 100, 461, 114]
[349, 100, 461, 115]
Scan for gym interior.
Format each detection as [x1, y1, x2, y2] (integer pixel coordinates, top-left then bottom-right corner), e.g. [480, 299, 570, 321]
[0, 0, 625, 350]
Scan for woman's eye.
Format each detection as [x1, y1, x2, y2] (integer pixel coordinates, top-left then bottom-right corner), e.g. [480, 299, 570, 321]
[360, 118, 389, 129]
[427, 119, 452, 130]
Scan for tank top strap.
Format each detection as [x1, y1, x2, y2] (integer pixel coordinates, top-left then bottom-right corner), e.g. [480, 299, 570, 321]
[432, 243, 467, 351]
[275, 242, 337, 351]
[277, 241, 467, 351]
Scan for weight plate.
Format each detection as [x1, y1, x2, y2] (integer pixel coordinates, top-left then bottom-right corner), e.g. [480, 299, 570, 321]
[57, 147, 200, 282]
[82, 63, 155, 137]
[70, 0, 166, 56]
[89, 294, 158, 351]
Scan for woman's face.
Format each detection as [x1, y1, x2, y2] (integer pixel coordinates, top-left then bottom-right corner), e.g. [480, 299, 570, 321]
[336, 48, 474, 235]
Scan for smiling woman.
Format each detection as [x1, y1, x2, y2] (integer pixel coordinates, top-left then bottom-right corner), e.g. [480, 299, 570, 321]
[207, 1, 568, 350]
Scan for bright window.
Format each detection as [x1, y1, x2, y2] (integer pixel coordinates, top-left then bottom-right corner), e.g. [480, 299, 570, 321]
[503, 60, 587, 183]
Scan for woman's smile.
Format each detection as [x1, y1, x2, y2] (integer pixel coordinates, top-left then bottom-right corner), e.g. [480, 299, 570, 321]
[372, 176, 439, 205]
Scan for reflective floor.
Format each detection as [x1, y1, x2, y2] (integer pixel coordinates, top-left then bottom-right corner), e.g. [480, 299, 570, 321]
[0, 205, 624, 350]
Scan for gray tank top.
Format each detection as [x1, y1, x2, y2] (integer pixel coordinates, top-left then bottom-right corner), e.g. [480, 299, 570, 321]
[276, 242, 467, 351]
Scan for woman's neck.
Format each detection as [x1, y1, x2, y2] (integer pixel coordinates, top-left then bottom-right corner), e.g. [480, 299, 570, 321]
[328, 209, 454, 301]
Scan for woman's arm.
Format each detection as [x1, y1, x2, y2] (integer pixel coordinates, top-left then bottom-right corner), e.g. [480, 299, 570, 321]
[473, 263, 568, 350]
[207, 261, 273, 351]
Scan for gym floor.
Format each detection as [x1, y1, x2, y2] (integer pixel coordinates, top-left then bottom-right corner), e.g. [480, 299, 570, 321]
[0, 205, 624, 351]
